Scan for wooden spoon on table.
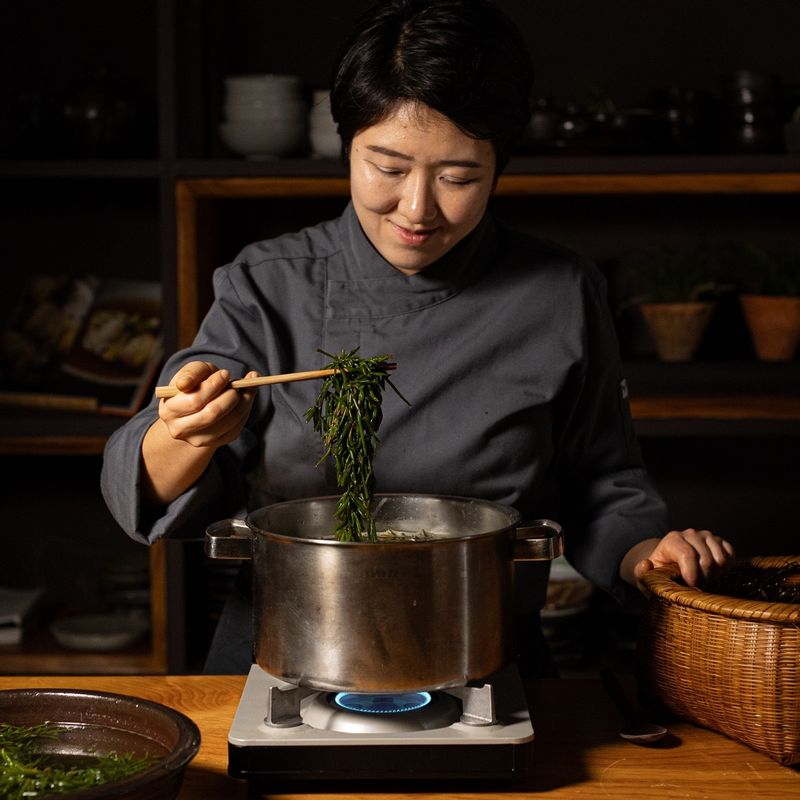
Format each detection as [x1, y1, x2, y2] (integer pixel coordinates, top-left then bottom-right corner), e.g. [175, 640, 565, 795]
[599, 666, 668, 745]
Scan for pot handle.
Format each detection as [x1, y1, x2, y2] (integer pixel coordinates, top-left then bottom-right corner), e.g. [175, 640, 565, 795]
[513, 519, 564, 561]
[205, 518, 254, 560]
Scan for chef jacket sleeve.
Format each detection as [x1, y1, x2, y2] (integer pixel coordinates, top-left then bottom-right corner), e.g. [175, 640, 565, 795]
[554, 265, 671, 603]
[101, 264, 267, 545]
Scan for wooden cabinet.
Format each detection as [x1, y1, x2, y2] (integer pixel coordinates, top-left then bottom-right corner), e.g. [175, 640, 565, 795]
[1, 1, 798, 674]
[174, 168, 800, 431]
[0, 1, 173, 674]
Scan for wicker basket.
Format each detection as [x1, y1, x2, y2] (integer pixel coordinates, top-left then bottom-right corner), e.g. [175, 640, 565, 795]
[638, 555, 800, 766]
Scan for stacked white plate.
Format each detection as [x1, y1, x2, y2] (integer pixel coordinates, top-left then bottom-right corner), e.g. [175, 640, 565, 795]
[309, 89, 340, 158]
[219, 74, 308, 159]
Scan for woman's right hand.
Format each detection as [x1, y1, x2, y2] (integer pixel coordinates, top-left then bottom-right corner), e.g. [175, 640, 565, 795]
[141, 361, 259, 505]
[158, 361, 258, 449]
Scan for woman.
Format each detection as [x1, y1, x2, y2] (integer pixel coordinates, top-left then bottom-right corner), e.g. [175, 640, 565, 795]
[102, 0, 734, 674]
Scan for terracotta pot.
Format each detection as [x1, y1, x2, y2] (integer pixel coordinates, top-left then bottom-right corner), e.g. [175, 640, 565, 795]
[740, 294, 800, 361]
[640, 302, 714, 362]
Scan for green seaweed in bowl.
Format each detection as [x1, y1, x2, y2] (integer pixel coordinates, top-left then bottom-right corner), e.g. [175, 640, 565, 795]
[0, 688, 201, 800]
[0, 722, 156, 798]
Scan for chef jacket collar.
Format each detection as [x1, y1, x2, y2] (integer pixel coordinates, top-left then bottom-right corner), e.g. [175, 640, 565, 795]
[329, 202, 495, 319]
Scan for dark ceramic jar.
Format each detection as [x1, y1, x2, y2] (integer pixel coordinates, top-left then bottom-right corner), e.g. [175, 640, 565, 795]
[719, 70, 783, 153]
[61, 66, 153, 157]
[650, 86, 720, 153]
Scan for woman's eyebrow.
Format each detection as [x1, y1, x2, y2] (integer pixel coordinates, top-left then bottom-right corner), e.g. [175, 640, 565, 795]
[365, 144, 483, 168]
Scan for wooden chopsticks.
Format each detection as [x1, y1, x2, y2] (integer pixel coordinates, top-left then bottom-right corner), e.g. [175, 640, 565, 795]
[154, 364, 395, 399]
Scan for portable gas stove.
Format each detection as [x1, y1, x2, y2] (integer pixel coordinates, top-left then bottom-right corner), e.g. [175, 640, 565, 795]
[228, 662, 534, 787]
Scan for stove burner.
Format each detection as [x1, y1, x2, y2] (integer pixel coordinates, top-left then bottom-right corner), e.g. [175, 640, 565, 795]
[333, 691, 432, 715]
[230, 664, 535, 785]
[260, 674, 501, 732]
[301, 689, 461, 733]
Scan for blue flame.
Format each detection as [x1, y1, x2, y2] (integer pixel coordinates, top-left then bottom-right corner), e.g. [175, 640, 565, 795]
[333, 691, 432, 714]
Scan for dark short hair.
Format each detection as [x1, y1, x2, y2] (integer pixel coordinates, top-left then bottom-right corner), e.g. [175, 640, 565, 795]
[330, 0, 534, 175]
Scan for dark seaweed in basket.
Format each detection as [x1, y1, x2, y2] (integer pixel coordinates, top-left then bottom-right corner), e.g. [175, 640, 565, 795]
[713, 565, 800, 603]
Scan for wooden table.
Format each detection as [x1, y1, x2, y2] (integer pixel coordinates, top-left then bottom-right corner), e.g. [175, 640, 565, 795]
[0, 675, 796, 799]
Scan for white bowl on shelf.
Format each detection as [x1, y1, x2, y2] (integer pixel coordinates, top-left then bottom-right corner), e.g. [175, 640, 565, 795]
[310, 128, 341, 158]
[308, 90, 338, 156]
[219, 119, 307, 159]
[223, 99, 308, 123]
[309, 110, 336, 133]
[51, 613, 149, 652]
[224, 74, 304, 106]
[225, 73, 302, 91]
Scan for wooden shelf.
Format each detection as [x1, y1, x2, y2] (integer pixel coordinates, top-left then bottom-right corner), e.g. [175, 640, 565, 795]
[0, 640, 164, 676]
[169, 169, 800, 217]
[173, 168, 800, 196]
[0, 435, 109, 456]
[0, 160, 162, 178]
[173, 171, 800, 346]
[171, 154, 800, 180]
[0, 411, 125, 456]
[8, 155, 793, 183]
[1, 390, 797, 455]
[171, 174, 800, 434]
[630, 394, 800, 421]
[496, 170, 800, 195]
[174, 157, 348, 177]
[0, 543, 169, 675]
[625, 360, 800, 426]
[504, 154, 800, 175]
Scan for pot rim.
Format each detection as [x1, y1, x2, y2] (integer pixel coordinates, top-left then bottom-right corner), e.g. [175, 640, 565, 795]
[244, 492, 522, 546]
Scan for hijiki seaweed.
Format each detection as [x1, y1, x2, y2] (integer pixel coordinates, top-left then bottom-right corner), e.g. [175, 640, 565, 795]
[305, 348, 409, 542]
[714, 564, 800, 603]
[0, 722, 156, 798]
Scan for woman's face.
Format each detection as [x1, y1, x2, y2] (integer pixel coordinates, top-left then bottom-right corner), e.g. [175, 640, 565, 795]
[349, 103, 496, 275]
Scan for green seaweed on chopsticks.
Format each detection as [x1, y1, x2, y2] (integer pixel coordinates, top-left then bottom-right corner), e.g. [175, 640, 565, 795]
[0, 722, 156, 798]
[305, 348, 409, 542]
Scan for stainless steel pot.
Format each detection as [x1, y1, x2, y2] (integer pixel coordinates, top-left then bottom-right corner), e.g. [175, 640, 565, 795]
[205, 493, 563, 693]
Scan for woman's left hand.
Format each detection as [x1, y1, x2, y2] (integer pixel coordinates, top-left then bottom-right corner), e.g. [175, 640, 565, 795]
[625, 529, 735, 595]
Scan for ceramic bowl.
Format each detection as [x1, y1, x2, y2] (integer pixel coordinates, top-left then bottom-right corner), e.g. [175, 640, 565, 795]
[222, 99, 308, 123]
[0, 688, 201, 799]
[225, 73, 301, 92]
[308, 94, 337, 156]
[219, 120, 306, 159]
[224, 74, 303, 105]
[310, 128, 341, 158]
[309, 102, 336, 128]
[51, 613, 149, 652]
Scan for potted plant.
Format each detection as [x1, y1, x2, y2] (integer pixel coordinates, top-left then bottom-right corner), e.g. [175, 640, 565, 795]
[625, 245, 718, 362]
[736, 245, 800, 361]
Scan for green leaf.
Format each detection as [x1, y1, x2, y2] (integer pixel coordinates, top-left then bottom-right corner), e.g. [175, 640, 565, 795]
[306, 348, 409, 542]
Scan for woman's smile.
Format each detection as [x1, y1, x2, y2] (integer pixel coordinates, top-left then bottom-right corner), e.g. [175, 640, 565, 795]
[390, 220, 438, 245]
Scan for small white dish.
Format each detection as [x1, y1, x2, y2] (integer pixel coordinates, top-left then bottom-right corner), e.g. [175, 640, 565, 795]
[310, 129, 341, 158]
[223, 99, 308, 122]
[225, 73, 302, 90]
[219, 120, 306, 159]
[51, 614, 149, 652]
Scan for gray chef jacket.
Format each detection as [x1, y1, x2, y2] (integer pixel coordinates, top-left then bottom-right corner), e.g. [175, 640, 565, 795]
[101, 202, 670, 673]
